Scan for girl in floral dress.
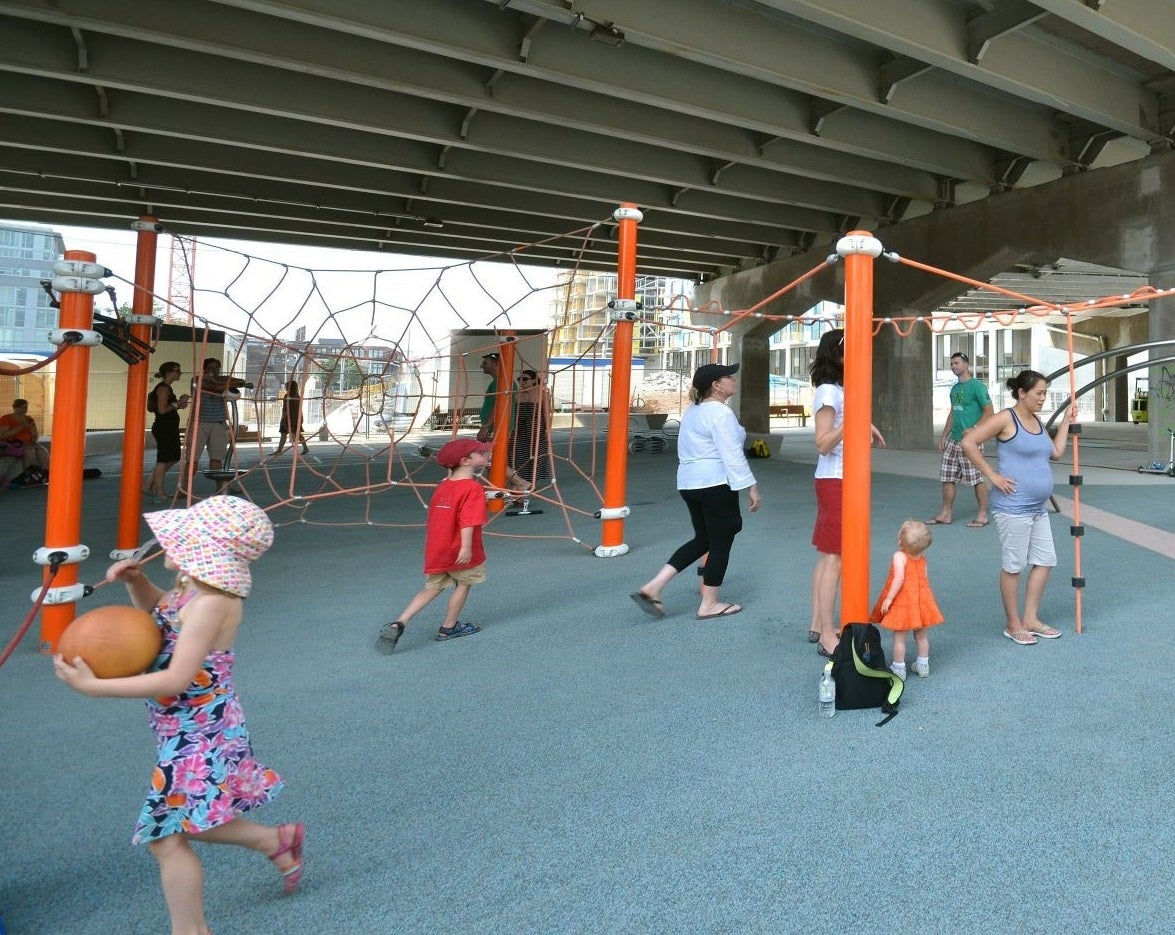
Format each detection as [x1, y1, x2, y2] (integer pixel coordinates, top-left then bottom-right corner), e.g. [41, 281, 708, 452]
[869, 518, 945, 679]
[54, 496, 304, 935]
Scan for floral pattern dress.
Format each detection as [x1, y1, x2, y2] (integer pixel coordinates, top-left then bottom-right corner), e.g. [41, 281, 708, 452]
[132, 588, 283, 844]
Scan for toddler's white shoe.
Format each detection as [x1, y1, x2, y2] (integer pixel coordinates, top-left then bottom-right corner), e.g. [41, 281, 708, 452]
[911, 660, 930, 678]
[889, 662, 906, 677]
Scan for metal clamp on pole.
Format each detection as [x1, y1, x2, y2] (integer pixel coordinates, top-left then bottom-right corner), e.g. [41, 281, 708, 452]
[30, 583, 89, 606]
[594, 506, 631, 520]
[33, 545, 89, 566]
[126, 314, 160, 326]
[594, 542, 630, 558]
[47, 328, 103, 347]
[608, 298, 641, 322]
[52, 275, 107, 295]
[53, 259, 110, 279]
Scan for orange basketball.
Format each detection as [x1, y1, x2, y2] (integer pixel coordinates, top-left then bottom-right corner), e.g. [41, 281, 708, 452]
[57, 605, 163, 678]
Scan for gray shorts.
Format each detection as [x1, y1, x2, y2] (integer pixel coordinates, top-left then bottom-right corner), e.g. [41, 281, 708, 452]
[189, 421, 229, 462]
[993, 511, 1056, 574]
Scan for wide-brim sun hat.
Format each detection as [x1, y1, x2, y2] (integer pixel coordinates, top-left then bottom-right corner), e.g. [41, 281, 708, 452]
[144, 496, 274, 598]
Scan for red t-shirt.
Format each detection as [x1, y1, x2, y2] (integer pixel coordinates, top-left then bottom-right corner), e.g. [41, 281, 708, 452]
[423, 477, 488, 574]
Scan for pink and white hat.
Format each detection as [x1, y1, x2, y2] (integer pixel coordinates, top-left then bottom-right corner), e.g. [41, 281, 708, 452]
[144, 496, 274, 598]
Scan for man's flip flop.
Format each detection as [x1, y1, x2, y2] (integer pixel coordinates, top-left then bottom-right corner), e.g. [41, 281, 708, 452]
[966, 519, 989, 528]
[697, 604, 742, 619]
[1026, 624, 1062, 639]
[926, 518, 951, 525]
[631, 592, 666, 618]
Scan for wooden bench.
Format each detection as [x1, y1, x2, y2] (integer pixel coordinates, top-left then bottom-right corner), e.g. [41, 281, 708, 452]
[425, 407, 482, 431]
[768, 404, 808, 426]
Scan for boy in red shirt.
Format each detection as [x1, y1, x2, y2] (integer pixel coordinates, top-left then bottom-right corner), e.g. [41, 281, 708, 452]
[376, 437, 491, 653]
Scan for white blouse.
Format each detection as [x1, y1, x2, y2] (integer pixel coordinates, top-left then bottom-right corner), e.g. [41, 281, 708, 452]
[675, 400, 756, 492]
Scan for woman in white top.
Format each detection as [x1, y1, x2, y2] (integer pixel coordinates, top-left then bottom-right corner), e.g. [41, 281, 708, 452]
[631, 362, 761, 619]
[810, 329, 886, 657]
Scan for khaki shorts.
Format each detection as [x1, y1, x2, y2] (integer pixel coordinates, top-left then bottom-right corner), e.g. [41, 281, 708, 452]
[424, 563, 488, 590]
[189, 421, 228, 462]
[993, 512, 1056, 574]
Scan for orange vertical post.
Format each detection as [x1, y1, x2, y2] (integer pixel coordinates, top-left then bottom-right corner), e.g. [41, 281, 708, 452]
[116, 217, 161, 552]
[487, 335, 517, 512]
[40, 251, 101, 652]
[596, 203, 642, 557]
[838, 231, 882, 625]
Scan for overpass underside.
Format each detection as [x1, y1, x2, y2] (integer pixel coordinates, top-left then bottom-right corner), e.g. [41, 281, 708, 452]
[695, 149, 1175, 458]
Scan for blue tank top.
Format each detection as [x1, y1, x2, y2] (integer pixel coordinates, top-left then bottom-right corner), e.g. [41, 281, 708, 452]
[990, 409, 1054, 516]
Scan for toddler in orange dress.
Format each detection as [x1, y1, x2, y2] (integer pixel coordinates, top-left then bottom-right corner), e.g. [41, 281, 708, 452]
[869, 518, 944, 678]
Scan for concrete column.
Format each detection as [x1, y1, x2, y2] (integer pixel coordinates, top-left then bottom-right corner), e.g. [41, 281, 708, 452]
[1148, 264, 1175, 460]
[872, 323, 933, 449]
[736, 334, 771, 433]
[1110, 355, 1129, 422]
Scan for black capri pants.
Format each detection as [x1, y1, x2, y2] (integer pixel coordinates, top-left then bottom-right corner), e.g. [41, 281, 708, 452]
[666, 484, 744, 587]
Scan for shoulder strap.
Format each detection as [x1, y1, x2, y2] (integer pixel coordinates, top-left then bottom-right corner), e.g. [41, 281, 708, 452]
[850, 638, 904, 727]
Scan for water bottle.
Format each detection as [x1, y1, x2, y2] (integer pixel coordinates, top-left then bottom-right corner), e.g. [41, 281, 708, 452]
[818, 661, 836, 718]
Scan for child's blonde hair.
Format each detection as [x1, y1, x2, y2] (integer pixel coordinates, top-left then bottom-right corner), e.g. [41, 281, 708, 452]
[898, 518, 932, 556]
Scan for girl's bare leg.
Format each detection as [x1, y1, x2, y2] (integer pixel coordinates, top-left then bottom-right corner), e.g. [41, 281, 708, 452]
[890, 632, 907, 665]
[148, 834, 209, 935]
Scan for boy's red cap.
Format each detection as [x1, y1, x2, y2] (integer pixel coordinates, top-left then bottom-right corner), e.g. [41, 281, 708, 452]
[435, 437, 491, 468]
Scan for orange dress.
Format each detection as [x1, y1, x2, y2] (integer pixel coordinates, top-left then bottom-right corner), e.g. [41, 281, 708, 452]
[869, 553, 944, 632]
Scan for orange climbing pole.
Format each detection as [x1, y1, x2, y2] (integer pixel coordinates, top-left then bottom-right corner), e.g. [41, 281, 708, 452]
[116, 217, 161, 551]
[838, 232, 882, 626]
[39, 251, 101, 652]
[596, 203, 642, 558]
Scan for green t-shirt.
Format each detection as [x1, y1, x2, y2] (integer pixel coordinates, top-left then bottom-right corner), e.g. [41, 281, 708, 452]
[480, 378, 497, 425]
[949, 377, 991, 440]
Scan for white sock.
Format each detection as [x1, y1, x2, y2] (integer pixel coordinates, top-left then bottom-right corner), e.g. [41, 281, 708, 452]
[916, 656, 929, 666]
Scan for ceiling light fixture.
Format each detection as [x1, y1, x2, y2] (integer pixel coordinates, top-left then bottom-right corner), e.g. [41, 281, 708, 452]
[589, 24, 625, 47]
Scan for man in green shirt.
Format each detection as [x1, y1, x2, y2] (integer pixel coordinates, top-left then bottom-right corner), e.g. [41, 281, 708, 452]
[929, 352, 993, 528]
[477, 352, 500, 442]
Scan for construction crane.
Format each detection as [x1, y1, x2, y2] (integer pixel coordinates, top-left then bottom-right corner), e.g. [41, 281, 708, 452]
[166, 234, 196, 322]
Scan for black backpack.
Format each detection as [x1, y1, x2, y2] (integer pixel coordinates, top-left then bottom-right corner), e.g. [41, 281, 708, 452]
[147, 386, 158, 414]
[831, 623, 904, 726]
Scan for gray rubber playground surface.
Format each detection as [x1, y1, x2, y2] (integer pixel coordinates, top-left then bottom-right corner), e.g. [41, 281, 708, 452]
[1, 427, 1173, 933]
